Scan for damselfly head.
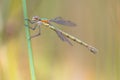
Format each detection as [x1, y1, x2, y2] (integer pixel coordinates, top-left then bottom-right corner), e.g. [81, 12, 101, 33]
[32, 16, 40, 21]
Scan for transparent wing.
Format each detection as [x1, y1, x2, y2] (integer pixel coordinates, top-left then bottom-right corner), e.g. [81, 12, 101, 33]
[55, 29, 73, 45]
[49, 17, 76, 26]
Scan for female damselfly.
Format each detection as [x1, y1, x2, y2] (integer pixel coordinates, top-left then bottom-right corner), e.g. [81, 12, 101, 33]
[25, 16, 98, 54]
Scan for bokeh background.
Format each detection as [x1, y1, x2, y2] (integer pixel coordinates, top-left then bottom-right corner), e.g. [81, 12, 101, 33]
[0, 0, 120, 80]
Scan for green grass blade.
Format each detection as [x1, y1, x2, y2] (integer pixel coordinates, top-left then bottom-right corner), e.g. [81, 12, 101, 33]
[22, 0, 36, 80]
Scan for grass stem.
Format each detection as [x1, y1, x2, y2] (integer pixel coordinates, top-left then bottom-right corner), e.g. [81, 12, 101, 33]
[22, 0, 36, 80]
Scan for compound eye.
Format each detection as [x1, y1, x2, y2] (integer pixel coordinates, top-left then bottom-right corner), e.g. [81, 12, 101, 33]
[32, 16, 39, 21]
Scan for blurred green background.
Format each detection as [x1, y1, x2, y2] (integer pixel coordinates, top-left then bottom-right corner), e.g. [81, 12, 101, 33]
[0, 0, 120, 80]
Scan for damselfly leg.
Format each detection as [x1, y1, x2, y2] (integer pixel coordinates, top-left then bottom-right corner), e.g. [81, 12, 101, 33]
[30, 25, 41, 39]
[25, 19, 42, 39]
[25, 18, 35, 24]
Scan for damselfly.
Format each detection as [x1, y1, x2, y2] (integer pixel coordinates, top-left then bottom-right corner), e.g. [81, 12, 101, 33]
[25, 16, 98, 54]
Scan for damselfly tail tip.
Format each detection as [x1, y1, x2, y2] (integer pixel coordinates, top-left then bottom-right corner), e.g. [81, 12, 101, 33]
[88, 46, 98, 54]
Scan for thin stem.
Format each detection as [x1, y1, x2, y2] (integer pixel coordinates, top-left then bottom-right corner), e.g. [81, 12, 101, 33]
[22, 0, 36, 80]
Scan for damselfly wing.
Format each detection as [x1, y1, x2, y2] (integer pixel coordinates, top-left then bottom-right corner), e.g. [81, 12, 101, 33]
[55, 29, 72, 45]
[49, 17, 76, 26]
